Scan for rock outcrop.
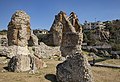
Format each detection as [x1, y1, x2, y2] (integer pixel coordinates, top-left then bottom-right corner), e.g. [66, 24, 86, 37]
[50, 11, 83, 46]
[7, 10, 45, 72]
[60, 11, 83, 57]
[50, 11, 83, 48]
[50, 11, 63, 46]
[56, 11, 94, 82]
[7, 10, 31, 46]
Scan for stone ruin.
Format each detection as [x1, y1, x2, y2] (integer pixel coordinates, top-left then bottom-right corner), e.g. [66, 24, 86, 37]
[50, 11, 83, 47]
[56, 11, 94, 82]
[7, 10, 46, 72]
[50, 11, 63, 46]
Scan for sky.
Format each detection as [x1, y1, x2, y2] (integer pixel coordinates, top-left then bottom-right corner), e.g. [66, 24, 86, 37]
[0, 0, 120, 30]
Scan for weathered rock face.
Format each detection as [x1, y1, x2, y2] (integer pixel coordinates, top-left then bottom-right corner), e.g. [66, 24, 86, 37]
[56, 53, 94, 82]
[7, 45, 32, 72]
[61, 32, 83, 57]
[7, 11, 31, 72]
[50, 11, 63, 46]
[8, 54, 31, 72]
[60, 12, 83, 57]
[7, 10, 45, 72]
[56, 11, 94, 82]
[50, 11, 83, 46]
[7, 10, 31, 46]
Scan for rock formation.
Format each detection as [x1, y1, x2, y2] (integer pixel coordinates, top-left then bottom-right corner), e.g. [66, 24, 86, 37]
[56, 11, 94, 82]
[50, 11, 63, 46]
[50, 11, 83, 46]
[7, 10, 31, 46]
[7, 10, 45, 72]
[60, 11, 83, 57]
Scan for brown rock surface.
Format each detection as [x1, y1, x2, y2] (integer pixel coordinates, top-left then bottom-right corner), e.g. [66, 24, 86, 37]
[60, 11, 83, 57]
[50, 11, 64, 46]
[56, 11, 94, 82]
[56, 53, 94, 82]
[50, 11, 83, 46]
[7, 10, 31, 46]
[7, 10, 45, 72]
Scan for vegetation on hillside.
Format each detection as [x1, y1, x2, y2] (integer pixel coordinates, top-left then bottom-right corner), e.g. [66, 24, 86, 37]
[83, 19, 120, 50]
[0, 29, 7, 35]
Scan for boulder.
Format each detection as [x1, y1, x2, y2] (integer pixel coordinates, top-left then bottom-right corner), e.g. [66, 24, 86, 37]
[8, 55, 31, 72]
[56, 53, 94, 82]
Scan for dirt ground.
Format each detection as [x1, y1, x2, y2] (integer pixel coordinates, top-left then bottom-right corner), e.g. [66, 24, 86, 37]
[0, 59, 119, 82]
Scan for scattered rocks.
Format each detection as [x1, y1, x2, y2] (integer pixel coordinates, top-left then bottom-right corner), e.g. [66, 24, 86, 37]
[33, 42, 61, 58]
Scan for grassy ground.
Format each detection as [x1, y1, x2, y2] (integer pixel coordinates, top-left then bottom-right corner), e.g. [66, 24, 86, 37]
[0, 58, 119, 82]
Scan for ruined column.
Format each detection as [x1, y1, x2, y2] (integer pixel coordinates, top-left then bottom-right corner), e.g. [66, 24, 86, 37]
[60, 12, 83, 57]
[50, 11, 64, 46]
[7, 10, 31, 72]
[56, 11, 94, 82]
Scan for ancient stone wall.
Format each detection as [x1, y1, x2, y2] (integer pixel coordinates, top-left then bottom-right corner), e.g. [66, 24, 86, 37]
[60, 11, 83, 57]
[56, 11, 94, 82]
[50, 11, 63, 46]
